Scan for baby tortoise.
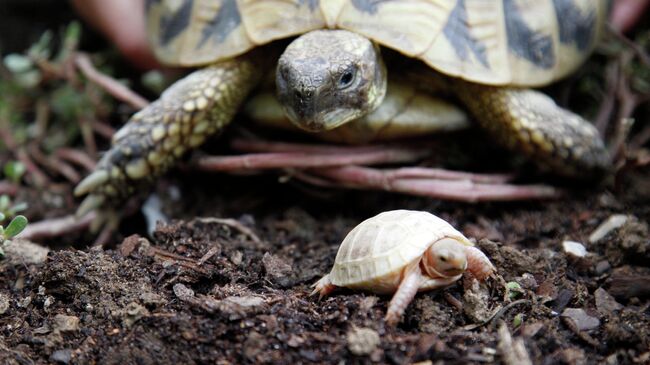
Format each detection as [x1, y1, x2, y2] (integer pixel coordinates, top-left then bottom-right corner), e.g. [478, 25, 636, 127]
[76, 0, 610, 217]
[312, 210, 494, 325]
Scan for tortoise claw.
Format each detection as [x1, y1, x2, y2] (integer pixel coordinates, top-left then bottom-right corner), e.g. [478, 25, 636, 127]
[76, 194, 106, 218]
[311, 275, 336, 299]
[74, 170, 109, 197]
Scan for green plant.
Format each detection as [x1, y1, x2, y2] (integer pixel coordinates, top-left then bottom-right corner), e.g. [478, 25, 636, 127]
[3, 161, 25, 184]
[0, 195, 27, 219]
[0, 214, 28, 257]
[505, 281, 523, 300]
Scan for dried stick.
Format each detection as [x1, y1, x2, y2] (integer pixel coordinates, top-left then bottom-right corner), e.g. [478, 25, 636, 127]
[18, 213, 95, 241]
[310, 166, 559, 202]
[55, 148, 97, 171]
[74, 53, 149, 110]
[194, 217, 261, 243]
[195, 148, 426, 172]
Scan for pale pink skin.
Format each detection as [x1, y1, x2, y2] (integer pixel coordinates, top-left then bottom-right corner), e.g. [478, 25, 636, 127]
[312, 244, 494, 326]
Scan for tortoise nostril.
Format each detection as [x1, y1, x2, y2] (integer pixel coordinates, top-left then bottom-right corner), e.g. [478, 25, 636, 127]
[294, 90, 302, 100]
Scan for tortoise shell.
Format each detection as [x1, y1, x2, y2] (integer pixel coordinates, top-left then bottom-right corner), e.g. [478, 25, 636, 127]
[328, 210, 472, 291]
[146, 0, 607, 86]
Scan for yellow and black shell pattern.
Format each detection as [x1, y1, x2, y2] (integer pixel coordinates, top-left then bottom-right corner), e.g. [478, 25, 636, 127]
[146, 0, 607, 87]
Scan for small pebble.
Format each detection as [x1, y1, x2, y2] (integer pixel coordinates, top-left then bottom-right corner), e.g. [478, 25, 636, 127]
[562, 241, 587, 258]
[173, 283, 195, 301]
[218, 296, 267, 319]
[594, 288, 623, 314]
[50, 349, 72, 364]
[463, 279, 491, 323]
[595, 260, 611, 275]
[347, 327, 380, 356]
[53, 314, 80, 332]
[561, 308, 600, 331]
[589, 214, 628, 243]
[0, 293, 9, 315]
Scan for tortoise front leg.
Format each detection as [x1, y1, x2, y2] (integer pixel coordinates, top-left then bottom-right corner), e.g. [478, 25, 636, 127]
[75, 56, 262, 217]
[452, 82, 611, 178]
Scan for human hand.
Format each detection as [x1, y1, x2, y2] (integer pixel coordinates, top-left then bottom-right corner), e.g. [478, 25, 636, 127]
[71, 0, 159, 70]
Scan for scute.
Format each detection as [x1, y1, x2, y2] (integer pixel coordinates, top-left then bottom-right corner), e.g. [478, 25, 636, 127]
[147, 0, 327, 66]
[329, 210, 472, 286]
[147, 0, 606, 84]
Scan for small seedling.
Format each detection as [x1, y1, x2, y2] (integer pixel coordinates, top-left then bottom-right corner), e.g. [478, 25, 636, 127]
[505, 281, 524, 300]
[512, 313, 524, 328]
[0, 195, 28, 219]
[3, 161, 26, 184]
[0, 215, 28, 257]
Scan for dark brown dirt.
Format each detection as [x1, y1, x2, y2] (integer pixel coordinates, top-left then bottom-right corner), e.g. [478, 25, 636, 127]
[2, 170, 649, 365]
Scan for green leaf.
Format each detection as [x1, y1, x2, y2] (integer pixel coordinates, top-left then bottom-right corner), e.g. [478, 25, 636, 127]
[4, 215, 28, 238]
[4, 161, 26, 183]
[505, 281, 523, 300]
[0, 195, 8, 211]
[9, 202, 28, 214]
[512, 313, 523, 328]
[3, 54, 34, 73]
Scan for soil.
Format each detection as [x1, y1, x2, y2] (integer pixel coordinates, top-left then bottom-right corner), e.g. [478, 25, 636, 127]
[1, 3, 650, 364]
[2, 169, 650, 364]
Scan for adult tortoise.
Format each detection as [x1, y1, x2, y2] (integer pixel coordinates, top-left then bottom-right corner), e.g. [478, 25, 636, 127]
[75, 0, 611, 214]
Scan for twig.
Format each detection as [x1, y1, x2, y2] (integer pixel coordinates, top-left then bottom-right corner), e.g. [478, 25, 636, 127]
[489, 299, 531, 329]
[560, 316, 600, 347]
[194, 148, 426, 172]
[444, 292, 463, 311]
[594, 62, 619, 135]
[147, 247, 211, 275]
[92, 119, 117, 140]
[18, 213, 95, 241]
[311, 166, 559, 202]
[74, 53, 149, 110]
[194, 217, 261, 243]
[27, 143, 80, 183]
[16, 148, 50, 187]
[497, 321, 533, 365]
[78, 116, 98, 157]
[0, 181, 18, 196]
[55, 148, 97, 171]
[607, 25, 650, 67]
[198, 246, 221, 266]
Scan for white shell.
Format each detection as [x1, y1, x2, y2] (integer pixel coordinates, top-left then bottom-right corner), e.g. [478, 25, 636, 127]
[329, 210, 472, 292]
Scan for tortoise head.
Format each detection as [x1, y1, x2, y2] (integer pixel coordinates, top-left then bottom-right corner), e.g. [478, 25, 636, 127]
[276, 30, 387, 132]
[423, 238, 468, 278]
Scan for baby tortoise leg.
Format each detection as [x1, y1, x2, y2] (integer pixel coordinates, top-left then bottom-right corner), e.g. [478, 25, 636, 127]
[311, 274, 337, 299]
[385, 263, 428, 326]
[75, 56, 262, 217]
[463, 246, 496, 281]
[452, 81, 611, 178]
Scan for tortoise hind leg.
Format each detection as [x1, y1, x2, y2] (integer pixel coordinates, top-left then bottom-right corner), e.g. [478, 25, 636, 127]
[451, 81, 611, 178]
[310, 274, 337, 299]
[75, 56, 262, 218]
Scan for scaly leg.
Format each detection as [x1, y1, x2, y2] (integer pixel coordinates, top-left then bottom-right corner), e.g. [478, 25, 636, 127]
[385, 264, 426, 326]
[311, 274, 337, 299]
[464, 246, 496, 281]
[74, 56, 262, 220]
[452, 81, 611, 178]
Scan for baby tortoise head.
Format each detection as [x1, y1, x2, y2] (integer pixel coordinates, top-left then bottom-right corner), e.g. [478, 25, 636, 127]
[276, 30, 387, 132]
[422, 238, 469, 278]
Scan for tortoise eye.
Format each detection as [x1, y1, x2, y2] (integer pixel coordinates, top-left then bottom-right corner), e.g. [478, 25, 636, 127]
[338, 68, 355, 88]
[439, 255, 447, 262]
